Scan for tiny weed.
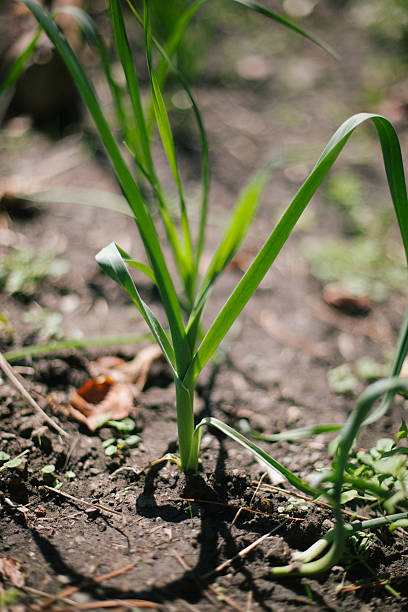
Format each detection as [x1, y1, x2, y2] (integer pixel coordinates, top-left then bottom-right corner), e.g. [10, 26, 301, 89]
[0, 450, 29, 472]
[0, 246, 68, 296]
[102, 418, 141, 456]
[23, 306, 64, 342]
[327, 364, 359, 395]
[343, 422, 408, 515]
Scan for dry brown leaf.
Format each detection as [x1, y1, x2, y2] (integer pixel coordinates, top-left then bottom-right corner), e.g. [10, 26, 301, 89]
[89, 345, 162, 388]
[69, 376, 135, 431]
[0, 556, 25, 588]
[322, 283, 371, 316]
[228, 249, 255, 272]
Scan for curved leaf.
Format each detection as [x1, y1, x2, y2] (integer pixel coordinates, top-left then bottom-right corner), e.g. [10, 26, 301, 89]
[231, 0, 338, 59]
[195, 416, 318, 496]
[96, 242, 176, 374]
[56, 5, 127, 133]
[187, 167, 270, 341]
[109, 0, 153, 174]
[185, 113, 408, 384]
[19, 0, 188, 374]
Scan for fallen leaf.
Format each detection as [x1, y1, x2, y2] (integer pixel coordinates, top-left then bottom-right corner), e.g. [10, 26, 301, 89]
[322, 283, 372, 315]
[89, 345, 163, 388]
[0, 557, 25, 588]
[69, 376, 135, 431]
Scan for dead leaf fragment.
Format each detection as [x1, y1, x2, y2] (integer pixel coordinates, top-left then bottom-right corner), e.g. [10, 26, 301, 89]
[69, 376, 135, 431]
[89, 345, 163, 388]
[0, 556, 25, 588]
[322, 283, 372, 316]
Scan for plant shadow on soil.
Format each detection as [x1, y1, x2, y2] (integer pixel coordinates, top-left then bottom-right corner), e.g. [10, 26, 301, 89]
[2, 350, 408, 611]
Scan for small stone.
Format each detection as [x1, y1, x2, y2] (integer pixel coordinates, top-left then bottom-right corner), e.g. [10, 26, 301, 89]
[85, 507, 99, 518]
[56, 574, 71, 585]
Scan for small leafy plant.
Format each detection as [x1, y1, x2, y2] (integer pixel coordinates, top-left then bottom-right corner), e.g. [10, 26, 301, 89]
[10, 0, 408, 576]
[0, 246, 67, 296]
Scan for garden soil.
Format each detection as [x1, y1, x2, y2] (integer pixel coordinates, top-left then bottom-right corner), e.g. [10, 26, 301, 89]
[1, 1, 408, 610]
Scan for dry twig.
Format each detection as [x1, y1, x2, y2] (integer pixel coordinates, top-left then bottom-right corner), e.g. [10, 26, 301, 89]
[34, 563, 137, 610]
[40, 485, 122, 517]
[0, 351, 68, 437]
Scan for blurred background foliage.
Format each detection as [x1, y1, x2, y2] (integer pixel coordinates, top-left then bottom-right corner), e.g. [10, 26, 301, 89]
[0, 0, 408, 334]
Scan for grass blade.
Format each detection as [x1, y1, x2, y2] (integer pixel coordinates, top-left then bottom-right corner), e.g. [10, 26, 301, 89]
[187, 167, 270, 341]
[152, 0, 208, 107]
[96, 242, 176, 374]
[20, 0, 189, 372]
[25, 187, 131, 216]
[144, 1, 194, 296]
[0, 27, 41, 97]
[185, 113, 408, 384]
[125, 0, 210, 287]
[242, 422, 342, 442]
[364, 307, 408, 425]
[53, 5, 127, 132]
[196, 416, 318, 496]
[4, 333, 152, 362]
[109, 0, 154, 174]
[231, 0, 338, 59]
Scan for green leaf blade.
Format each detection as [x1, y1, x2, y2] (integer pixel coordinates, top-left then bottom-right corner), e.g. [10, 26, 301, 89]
[187, 167, 270, 341]
[96, 242, 176, 374]
[185, 113, 408, 384]
[231, 0, 338, 59]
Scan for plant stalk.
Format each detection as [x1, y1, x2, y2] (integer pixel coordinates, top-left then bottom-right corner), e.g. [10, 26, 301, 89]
[175, 378, 198, 471]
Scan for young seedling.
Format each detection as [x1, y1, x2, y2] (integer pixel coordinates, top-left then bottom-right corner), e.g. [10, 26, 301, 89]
[13, 0, 408, 576]
[17, 1, 408, 478]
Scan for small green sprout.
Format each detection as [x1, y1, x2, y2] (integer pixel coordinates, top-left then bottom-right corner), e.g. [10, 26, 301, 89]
[102, 427, 141, 456]
[327, 364, 359, 395]
[65, 471, 77, 480]
[0, 450, 29, 472]
[396, 418, 408, 440]
[0, 246, 68, 296]
[41, 464, 56, 475]
[106, 417, 136, 433]
[23, 306, 64, 342]
[41, 464, 63, 488]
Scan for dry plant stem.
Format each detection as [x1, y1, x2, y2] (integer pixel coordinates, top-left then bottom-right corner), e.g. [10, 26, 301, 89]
[160, 496, 296, 519]
[254, 481, 370, 520]
[46, 600, 163, 610]
[231, 472, 267, 526]
[173, 552, 223, 609]
[208, 531, 273, 577]
[21, 585, 77, 607]
[40, 485, 122, 517]
[36, 562, 137, 610]
[0, 351, 68, 437]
